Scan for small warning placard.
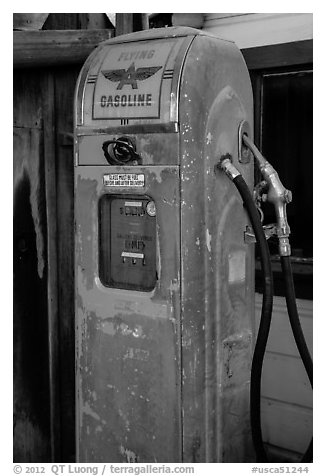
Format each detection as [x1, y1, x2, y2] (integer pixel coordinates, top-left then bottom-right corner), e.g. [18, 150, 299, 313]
[93, 40, 175, 120]
[103, 173, 145, 188]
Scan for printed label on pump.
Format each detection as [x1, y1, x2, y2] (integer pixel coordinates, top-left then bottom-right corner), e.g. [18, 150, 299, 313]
[93, 40, 176, 120]
[103, 173, 145, 188]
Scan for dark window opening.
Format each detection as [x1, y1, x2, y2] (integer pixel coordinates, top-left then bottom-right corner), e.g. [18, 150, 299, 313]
[252, 68, 313, 299]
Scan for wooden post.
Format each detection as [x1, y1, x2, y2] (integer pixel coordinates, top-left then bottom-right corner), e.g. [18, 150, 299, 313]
[116, 13, 148, 36]
[116, 13, 133, 35]
[42, 71, 61, 462]
[54, 65, 81, 462]
[138, 13, 149, 31]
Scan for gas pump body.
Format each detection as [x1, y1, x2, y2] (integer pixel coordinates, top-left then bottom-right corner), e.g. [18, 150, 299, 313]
[75, 27, 254, 463]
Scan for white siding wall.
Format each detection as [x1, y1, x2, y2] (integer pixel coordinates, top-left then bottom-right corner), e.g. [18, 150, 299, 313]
[202, 13, 313, 48]
[255, 294, 312, 459]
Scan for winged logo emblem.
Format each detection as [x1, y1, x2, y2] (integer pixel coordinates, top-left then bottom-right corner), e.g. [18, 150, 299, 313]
[102, 62, 162, 90]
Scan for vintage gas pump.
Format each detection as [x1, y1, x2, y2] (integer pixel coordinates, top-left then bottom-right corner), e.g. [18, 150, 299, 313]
[74, 27, 255, 463]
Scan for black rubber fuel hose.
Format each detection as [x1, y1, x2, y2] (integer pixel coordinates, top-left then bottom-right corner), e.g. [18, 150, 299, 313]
[280, 255, 313, 462]
[233, 174, 274, 463]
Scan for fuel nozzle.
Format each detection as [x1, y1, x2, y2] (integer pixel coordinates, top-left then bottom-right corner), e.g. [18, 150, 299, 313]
[242, 135, 292, 256]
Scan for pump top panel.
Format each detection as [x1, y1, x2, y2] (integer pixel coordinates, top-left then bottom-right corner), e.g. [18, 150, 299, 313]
[76, 27, 242, 132]
[76, 27, 203, 131]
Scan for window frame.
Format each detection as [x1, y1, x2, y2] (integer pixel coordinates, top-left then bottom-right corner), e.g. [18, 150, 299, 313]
[242, 40, 313, 299]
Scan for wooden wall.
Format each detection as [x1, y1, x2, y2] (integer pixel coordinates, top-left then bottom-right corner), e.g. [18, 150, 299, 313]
[13, 13, 114, 462]
[13, 63, 81, 463]
[14, 70, 53, 462]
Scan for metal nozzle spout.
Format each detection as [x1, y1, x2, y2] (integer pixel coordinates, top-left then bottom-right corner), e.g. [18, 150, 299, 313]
[242, 135, 292, 256]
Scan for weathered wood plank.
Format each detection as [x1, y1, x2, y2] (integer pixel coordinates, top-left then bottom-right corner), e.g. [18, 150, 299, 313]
[13, 103, 51, 461]
[54, 65, 80, 462]
[13, 70, 44, 129]
[14, 64, 79, 462]
[13, 29, 114, 68]
[42, 72, 61, 462]
[116, 13, 148, 36]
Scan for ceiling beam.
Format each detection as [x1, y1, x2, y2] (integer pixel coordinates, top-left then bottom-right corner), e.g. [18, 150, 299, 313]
[13, 29, 114, 68]
[14, 29, 312, 72]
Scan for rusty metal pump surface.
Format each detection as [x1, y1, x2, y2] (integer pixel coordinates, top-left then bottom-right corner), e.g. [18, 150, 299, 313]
[74, 26, 254, 463]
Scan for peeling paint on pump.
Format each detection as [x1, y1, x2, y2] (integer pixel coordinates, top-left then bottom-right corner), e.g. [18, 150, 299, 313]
[75, 27, 254, 463]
